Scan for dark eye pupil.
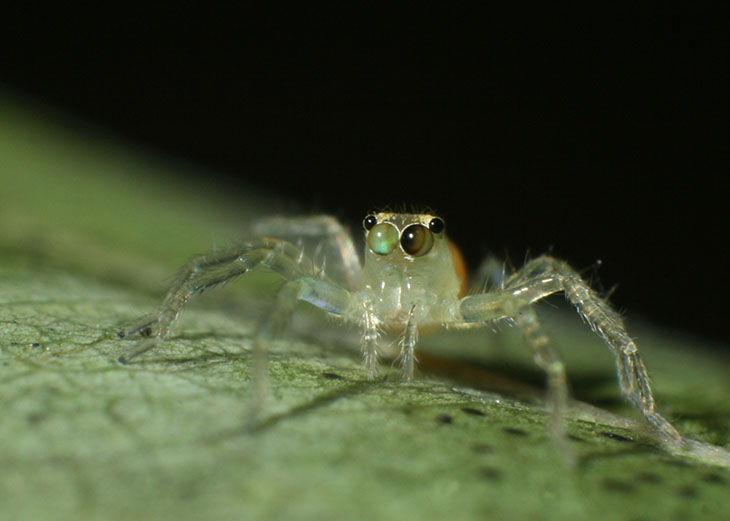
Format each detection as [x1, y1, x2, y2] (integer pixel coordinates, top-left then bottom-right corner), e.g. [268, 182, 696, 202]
[429, 217, 445, 234]
[401, 225, 428, 255]
[363, 215, 377, 230]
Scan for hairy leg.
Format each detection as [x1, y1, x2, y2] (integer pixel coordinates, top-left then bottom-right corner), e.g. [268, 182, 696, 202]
[360, 301, 381, 379]
[513, 306, 573, 462]
[248, 276, 352, 423]
[118, 239, 315, 362]
[399, 305, 419, 381]
[459, 255, 683, 448]
[252, 215, 363, 291]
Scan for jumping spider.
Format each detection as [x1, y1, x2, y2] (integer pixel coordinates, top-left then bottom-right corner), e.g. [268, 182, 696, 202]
[118, 211, 685, 455]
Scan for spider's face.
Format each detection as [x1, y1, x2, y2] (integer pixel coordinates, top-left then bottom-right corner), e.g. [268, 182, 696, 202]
[362, 212, 446, 260]
[360, 211, 466, 318]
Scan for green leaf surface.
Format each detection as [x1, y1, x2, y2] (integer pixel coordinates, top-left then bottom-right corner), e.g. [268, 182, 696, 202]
[1, 94, 729, 521]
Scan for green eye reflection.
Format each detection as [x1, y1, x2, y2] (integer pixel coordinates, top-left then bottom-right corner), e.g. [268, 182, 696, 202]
[367, 223, 399, 255]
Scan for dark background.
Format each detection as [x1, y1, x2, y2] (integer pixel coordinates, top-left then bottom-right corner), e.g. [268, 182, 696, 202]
[2, 6, 728, 345]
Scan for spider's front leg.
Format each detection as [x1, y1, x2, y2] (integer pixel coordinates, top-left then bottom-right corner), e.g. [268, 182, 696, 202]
[459, 255, 684, 451]
[117, 238, 314, 362]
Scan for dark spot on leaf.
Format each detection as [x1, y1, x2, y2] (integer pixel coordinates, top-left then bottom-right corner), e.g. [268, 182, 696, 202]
[461, 407, 486, 416]
[635, 472, 662, 484]
[435, 413, 453, 424]
[502, 427, 528, 436]
[676, 485, 698, 498]
[599, 431, 633, 443]
[26, 412, 44, 425]
[602, 478, 635, 494]
[701, 473, 725, 484]
[471, 443, 493, 454]
[140, 327, 152, 337]
[478, 466, 502, 481]
[321, 372, 343, 380]
[30, 342, 41, 348]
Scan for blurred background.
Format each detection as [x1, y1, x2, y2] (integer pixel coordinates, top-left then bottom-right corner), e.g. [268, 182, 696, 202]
[2, 6, 727, 345]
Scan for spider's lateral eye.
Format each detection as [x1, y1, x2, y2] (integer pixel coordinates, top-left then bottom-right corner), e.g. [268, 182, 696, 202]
[367, 223, 399, 255]
[400, 224, 434, 257]
[363, 215, 378, 230]
[428, 217, 445, 234]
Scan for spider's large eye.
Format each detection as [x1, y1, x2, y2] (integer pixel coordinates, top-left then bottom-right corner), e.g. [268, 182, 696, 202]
[367, 222, 399, 255]
[400, 224, 434, 257]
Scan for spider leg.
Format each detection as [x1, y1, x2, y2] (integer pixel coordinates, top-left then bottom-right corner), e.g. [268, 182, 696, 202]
[248, 276, 352, 423]
[252, 215, 362, 290]
[361, 301, 381, 379]
[119, 236, 355, 424]
[513, 306, 573, 463]
[398, 305, 419, 381]
[118, 238, 322, 362]
[469, 254, 508, 293]
[459, 255, 683, 449]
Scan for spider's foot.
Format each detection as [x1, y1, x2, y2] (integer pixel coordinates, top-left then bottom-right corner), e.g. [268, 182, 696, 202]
[654, 419, 685, 449]
[243, 380, 271, 433]
[552, 431, 578, 468]
[117, 338, 159, 364]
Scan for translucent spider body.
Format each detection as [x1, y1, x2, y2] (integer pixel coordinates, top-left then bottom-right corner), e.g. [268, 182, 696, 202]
[119, 211, 684, 453]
